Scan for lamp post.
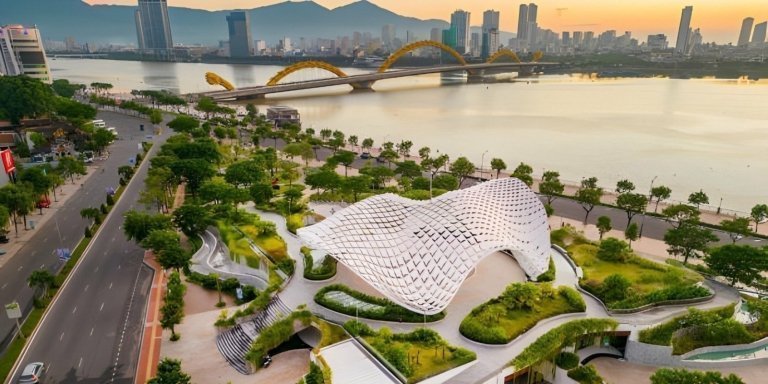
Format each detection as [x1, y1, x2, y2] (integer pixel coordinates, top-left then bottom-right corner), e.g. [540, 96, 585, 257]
[480, 150, 488, 182]
[717, 197, 723, 215]
[639, 176, 657, 238]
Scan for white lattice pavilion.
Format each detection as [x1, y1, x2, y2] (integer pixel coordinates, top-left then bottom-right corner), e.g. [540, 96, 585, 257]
[298, 177, 550, 315]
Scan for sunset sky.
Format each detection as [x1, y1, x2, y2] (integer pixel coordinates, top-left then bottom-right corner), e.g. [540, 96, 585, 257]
[84, 1, 767, 43]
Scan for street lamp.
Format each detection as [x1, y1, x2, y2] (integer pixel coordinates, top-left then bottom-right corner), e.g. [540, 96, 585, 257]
[480, 150, 488, 182]
[639, 176, 658, 238]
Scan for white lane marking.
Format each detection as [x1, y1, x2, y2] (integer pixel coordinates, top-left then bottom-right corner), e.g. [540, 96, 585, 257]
[100, 302, 104, 311]
[109, 282, 113, 290]
[72, 306, 77, 314]
[40, 264, 45, 269]
[117, 265, 121, 270]
[110, 264, 143, 382]
[90, 327, 94, 336]
[59, 332, 64, 341]
[78, 357, 83, 368]
[95, 266, 99, 273]
[17, 266, 22, 271]
[84, 284, 89, 292]
[1, 283, 6, 290]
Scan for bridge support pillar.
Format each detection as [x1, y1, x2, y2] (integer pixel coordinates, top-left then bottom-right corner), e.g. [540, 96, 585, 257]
[351, 81, 375, 90]
[467, 71, 485, 82]
[518, 66, 536, 77]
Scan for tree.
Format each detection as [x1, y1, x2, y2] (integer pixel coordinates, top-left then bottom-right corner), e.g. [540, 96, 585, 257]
[575, 177, 603, 224]
[157, 245, 191, 272]
[616, 192, 648, 229]
[172, 204, 212, 238]
[418, 146, 431, 160]
[283, 142, 314, 166]
[149, 109, 163, 125]
[662, 203, 701, 228]
[394, 160, 423, 179]
[169, 159, 215, 195]
[688, 190, 709, 209]
[650, 368, 745, 384]
[196, 96, 220, 119]
[51, 79, 83, 98]
[123, 210, 173, 243]
[80, 207, 101, 225]
[160, 299, 184, 341]
[148, 358, 191, 384]
[651, 185, 672, 213]
[319, 128, 333, 142]
[28, 132, 46, 148]
[118, 165, 135, 183]
[596, 216, 612, 240]
[706, 245, 768, 286]
[396, 140, 413, 159]
[304, 168, 342, 193]
[57, 156, 86, 184]
[282, 186, 304, 213]
[279, 160, 300, 186]
[92, 128, 116, 153]
[664, 222, 718, 264]
[501, 283, 541, 310]
[360, 166, 395, 189]
[343, 175, 372, 202]
[597, 238, 630, 262]
[615, 179, 636, 194]
[347, 135, 359, 150]
[625, 222, 639, 249]
[450, 156, 475, 188]
[224, 160, 265, 188]
[719, 217, 752, 244]
[249, 183, 274, 205]
[0, 183, 35, 235]
[90, 82, 113, 95]
[168, 115, 200, 133]
[27, 270, 55, 300]
[330, 150, 356, 177]
[18, 167, 52, 214]
[0, 75, 56, 124]
[432, 174, 459, 191]
[378, 148, 399, 168]
[750, 204, 768, 232]
[510, 162, 533, 186]
[490, 158, 506, 179]
[601, 274, 631, 302]
[539, 171, 565, 205]
[361, 137, 374, 153]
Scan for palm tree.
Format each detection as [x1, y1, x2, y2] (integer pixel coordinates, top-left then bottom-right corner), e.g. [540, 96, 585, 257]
[490, 158, 507, 179]
[27, 270, 55, 300]
[211, 273, 224, 307]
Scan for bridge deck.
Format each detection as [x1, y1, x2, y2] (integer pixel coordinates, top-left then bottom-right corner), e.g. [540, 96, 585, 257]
[199, 62, 554, 100]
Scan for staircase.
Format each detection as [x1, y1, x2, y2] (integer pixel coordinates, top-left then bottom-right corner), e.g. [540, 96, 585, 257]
[215, 296, 293, 374]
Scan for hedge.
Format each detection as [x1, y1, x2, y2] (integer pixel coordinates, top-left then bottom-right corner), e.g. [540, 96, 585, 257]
[244, 310, 312, 369]
[315, 284, 445, 323]
[567, 365, 604, 384]
[186, 271, 257, 304]
[303, 248, 337, 281]
[554, 352, 579, 370]
[639, 305, 735, 346]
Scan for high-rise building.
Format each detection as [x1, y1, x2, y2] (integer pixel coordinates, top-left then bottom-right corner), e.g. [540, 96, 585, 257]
[675, 6, 693, 55]
[450, 10, 471, 54]
[382, 24, 396, 49]
[561, 32, 571, 47]
[572, 31, 583, 48]
[481, 28, 499, 59]
[647, 34, 669, 50]
[441, 27, 457, 61]
[254, 39, 266, 54]
[430, 28, 441, 42]
[517, 4, 529, 43]
[752, 22, 767, 46]
[483, 10, 500, 33]
[280, 37, 292, 52]
[227, 11, 253, 58]
[136, 0, 174, 59]
[0, 25, 51, 83]
[738, 17, 755, 47]
[470, 32, 481, 57]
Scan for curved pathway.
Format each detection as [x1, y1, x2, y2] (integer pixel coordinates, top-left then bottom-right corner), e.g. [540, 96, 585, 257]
[219, 202, 744, 384]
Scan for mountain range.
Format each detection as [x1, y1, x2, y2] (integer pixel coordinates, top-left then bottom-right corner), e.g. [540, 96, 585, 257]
[2, 0, 514, 47]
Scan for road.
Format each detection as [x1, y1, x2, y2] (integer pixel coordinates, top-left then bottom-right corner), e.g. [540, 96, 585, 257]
[0, 111, 154, 352]
[8, 111, 167, 383]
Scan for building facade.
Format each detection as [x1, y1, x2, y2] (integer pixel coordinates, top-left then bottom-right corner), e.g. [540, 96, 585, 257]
[647, 34, 669, 50]
[450, 10, 471, 54]
[227, 11, 253, 58]
[738, 17, 755, 47]
[135, 0, 174, 59]
[0, 25, 51, 83]
[752, 22, 767, 47]
[675, 6, 693, 55]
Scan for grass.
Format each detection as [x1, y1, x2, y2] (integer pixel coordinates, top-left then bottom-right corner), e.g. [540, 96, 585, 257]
[314, 319, 349, 351]
[362, 337, 475, 383]
[569, 243, 703, 306]
[254, 235, 288, 260]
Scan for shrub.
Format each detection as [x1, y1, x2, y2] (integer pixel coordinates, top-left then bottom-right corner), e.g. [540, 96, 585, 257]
[100, 204, 108, 214]
[450, 347, 476, 362]
[600, 274, 631, 302]
[597, 238, 630, 262]
[106, 193, 115, 206]
[567, 365, 603, 384]
[650, 368, 745, 384]
[554, 351, 580, 370]
[639, 305, 736, 346]
[459, 317, 508, 344]
[304, 253, 337, 281]
[305, 362, 325, 384]
[186, 271, 257, 304]
[537, 257, 556, 282]
[344, 320, 375, 337]
[610, 285, 711, 310]
[672, 318, 755, 355]
[84, 226, 92, 238]
[287, 213, 304, 234]
[558, 286, 586, 311]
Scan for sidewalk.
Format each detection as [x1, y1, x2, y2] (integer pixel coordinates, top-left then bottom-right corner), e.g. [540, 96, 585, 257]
[134, 252, 166, 384]
[0, 164, 100, 269]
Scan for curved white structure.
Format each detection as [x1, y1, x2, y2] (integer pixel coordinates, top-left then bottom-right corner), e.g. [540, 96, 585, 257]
[298, 178, 550, 315]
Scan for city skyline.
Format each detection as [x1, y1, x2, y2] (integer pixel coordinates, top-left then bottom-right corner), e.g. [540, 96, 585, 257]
[82, 0, 766, 44]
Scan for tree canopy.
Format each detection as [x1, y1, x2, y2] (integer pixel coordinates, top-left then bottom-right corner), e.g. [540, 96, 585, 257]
[0, 76, 56, 124]
[705, 245, 768, 286]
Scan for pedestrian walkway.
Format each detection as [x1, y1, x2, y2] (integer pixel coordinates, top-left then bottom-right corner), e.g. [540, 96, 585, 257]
[134, 251, 166, 384]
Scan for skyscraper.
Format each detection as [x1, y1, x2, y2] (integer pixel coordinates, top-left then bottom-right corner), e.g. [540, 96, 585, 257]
[752, 22, 767, 46]
[227, 11, 253, 58]
[0, 25, 51, 83]
[450, 10, 471, 54]
[135, 0, 174, 59]
[382, 24, 396, 49]
[517, 4, 529, 43]
[675, 6, 693, 55]
[430, 28, 442, 43]
[483, 10, 500, 33]
[738, 17, 755, 47]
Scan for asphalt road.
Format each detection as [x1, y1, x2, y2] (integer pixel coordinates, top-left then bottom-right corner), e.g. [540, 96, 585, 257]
[8, 111, 167, 384]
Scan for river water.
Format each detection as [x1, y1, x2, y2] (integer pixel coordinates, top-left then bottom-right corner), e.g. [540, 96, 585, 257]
[50, 58, 768, 213]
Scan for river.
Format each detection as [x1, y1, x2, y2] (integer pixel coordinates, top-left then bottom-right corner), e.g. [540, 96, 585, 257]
[50, 58, 768, 213]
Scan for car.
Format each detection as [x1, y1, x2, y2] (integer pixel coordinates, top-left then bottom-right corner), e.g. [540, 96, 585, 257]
[36, 197, 51, 209]
[18, 362, 44, 383]
[360, 152, 371, 159]
[0, 234, 9, 243]
[376, 156, 386, 163]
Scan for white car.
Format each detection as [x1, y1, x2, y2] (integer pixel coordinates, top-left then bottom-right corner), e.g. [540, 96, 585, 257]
[18, 362, 44, 383]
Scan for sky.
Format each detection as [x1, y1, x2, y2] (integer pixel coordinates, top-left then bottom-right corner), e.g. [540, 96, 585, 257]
[84, 1, 768, 44]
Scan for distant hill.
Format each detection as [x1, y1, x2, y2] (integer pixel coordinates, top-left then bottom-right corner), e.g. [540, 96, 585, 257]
[1, 0, 513, 47]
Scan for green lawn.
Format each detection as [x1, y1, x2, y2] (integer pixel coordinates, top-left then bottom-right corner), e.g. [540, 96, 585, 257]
[570, 244, 701, 294]
[362, 337, 475, 383]
[314, 319, 349, 350]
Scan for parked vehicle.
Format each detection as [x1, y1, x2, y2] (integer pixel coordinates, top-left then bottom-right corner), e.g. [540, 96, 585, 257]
[360, 152, 371, 159]
[18, 362, 44, 383]
[36, 196, 51, 209]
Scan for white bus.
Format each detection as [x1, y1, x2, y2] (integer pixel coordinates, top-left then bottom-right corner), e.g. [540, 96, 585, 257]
[91, 119, 106, 128]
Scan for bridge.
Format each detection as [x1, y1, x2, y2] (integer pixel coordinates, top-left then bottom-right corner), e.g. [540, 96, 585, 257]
[199, 41, 554, 101]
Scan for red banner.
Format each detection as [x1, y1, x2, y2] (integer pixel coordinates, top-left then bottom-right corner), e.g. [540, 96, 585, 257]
[1, 149, 15, 174]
